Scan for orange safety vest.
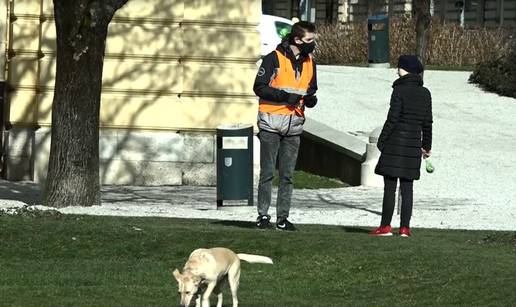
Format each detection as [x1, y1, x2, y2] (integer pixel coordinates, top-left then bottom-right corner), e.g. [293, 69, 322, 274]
[259, 50, 314, 117]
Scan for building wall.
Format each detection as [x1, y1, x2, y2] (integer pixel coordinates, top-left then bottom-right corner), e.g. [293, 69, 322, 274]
[263, 0, 293, 18]
[262, 0, 340, 23]
[343, 0, 516, 25]
[342, 0, 412, 22]
[261, 0, 413, 23]
[433, 0, 516, 27]
[344, 0, 516, 26]
[3, 0, 262, 185]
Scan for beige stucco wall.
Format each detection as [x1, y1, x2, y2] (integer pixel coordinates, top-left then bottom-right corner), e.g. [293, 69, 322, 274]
[7, 0, 260, 131]
[3, 0, 262, 185]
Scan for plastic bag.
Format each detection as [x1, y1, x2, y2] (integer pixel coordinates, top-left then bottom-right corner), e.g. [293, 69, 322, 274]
[425, 158, 435, 173]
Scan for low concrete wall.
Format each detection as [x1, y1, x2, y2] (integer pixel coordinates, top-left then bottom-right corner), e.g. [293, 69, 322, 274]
[3, 127, 260, 187]
[2, 127, 34, 180]
[296, 118, 367, 186]
[3, 119, 366, 187]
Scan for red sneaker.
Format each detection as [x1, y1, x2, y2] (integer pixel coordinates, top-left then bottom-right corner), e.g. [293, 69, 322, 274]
[369, 225, 393, 236]
[399, 227, 411, 237]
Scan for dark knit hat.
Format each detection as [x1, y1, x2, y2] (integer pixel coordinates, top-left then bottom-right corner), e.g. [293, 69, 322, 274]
[397, 55, 424, 74]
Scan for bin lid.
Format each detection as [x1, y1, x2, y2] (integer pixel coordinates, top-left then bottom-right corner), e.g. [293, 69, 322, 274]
[217, 123, 253, 130]
[368, 14, 388, 22]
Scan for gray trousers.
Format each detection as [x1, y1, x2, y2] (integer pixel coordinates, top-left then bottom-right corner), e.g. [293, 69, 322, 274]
[257, 130, 300, 219]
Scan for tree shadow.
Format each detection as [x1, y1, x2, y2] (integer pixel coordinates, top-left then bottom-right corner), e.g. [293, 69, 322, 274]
[100, 185, 216, 204]
[0, 179, 41, 205]
[316, 193, 382, 215]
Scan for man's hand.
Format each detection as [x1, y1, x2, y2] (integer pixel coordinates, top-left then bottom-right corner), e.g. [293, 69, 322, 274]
[286, 93, 303, 105]
[303, 95, 318, 108]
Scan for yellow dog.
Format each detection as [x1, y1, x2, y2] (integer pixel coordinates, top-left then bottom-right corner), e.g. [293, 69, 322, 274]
[173, 247, 273, 307]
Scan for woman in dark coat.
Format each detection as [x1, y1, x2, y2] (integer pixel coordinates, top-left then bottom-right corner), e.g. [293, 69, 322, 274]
[370, 55, 433, 237]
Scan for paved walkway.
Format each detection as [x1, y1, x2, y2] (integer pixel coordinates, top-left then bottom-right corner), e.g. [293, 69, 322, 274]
[1, 179, 514, 231]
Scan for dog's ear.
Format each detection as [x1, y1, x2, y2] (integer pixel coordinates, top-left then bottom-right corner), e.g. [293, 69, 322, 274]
[172, 269, 182, 282]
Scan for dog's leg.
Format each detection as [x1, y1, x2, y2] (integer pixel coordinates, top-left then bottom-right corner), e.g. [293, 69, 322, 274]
[228, 265, 241, 307]
[195, 295, 201, 307]
[213, 286, 223, 307]
[201, 281, 217, 307]
[216, 293, 223, 307]
[213, 278, 227, 307]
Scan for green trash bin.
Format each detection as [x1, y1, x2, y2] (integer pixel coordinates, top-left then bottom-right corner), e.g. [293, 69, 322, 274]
[216, 124, 254, 208]
[368, 15, 389, 65]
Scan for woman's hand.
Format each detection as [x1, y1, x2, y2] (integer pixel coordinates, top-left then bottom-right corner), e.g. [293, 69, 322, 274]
[422, 148, 431, 158]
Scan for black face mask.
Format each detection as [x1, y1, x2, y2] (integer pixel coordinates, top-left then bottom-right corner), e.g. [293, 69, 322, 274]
[297, 41, 315, 54]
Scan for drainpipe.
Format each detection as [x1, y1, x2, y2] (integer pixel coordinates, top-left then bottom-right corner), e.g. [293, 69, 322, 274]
[0, 0, 7, 78]
[460, 3, 465, 28]
[0, 0, 9, 175]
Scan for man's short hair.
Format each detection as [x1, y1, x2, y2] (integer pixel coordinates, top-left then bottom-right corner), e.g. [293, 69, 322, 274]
[290, 21, 316, 41]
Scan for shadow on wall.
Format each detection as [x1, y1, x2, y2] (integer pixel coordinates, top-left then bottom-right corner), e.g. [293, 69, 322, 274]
[3, 0, 260, 186]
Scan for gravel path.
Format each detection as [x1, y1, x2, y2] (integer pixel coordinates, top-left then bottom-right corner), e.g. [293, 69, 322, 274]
[1, 179, 514, 231]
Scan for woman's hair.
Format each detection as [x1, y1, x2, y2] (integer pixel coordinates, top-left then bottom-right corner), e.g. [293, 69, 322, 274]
[289, 21, 316, 42]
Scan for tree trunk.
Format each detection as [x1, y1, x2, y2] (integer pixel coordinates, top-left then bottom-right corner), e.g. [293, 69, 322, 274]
[414, 0, 431, 65]
[326, 0, 335, 23]
[45, 0, 128, 208]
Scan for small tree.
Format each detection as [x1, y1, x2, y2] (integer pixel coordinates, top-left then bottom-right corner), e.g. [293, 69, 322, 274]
[413, 0, 431, 65]
[45, 0, 129, 208]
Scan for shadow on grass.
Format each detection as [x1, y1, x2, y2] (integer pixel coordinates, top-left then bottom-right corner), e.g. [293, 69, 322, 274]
[341, 226, 370, 234]
[211, 220, 256, 229]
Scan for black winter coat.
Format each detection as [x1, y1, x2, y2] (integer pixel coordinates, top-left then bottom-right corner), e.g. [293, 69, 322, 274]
[375, 74, 433, 180]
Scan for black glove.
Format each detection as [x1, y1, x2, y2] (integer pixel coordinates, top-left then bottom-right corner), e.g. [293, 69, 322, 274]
[303, 95, 318, 108]
[286, 93, 302, 105]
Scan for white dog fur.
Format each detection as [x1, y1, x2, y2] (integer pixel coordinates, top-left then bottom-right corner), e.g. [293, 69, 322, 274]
[173, 247, 273, 307]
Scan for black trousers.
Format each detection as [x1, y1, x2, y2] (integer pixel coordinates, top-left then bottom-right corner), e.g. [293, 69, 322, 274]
[381, 176, 414, 228]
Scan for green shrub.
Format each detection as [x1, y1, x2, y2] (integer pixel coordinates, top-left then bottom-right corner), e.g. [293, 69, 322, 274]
[315, 22, 367, 65]
[426, 22, 513, 67]
[469, 50, 516, 98]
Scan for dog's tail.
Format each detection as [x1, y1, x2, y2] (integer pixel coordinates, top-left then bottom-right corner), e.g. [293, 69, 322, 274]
[237, 253, 273, 264]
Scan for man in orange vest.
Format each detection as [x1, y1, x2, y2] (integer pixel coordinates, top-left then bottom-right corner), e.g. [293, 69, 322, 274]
[253, 21, 318, 231]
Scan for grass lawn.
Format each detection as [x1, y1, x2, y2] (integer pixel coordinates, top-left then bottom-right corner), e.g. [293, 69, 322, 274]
[1, 214, 515, 306]
[274, 170, 349, 189]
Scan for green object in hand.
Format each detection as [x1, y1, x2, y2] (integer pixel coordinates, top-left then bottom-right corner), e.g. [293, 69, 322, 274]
[425, 158, 435, 173]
